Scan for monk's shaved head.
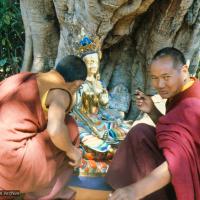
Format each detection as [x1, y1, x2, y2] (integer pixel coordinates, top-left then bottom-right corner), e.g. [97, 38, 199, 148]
[152, 47, 186, 69]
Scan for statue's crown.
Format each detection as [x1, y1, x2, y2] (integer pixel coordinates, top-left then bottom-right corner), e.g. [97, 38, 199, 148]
[78, 36, 100, 57]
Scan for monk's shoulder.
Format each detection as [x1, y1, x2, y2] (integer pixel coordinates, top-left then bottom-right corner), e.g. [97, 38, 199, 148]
[47, 89, 71, 107]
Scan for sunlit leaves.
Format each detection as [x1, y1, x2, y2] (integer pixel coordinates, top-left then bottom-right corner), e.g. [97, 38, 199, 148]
[0, 0, 24, 80]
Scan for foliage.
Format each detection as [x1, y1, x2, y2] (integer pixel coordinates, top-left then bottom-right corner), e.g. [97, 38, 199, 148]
[0, 0, 24, 80]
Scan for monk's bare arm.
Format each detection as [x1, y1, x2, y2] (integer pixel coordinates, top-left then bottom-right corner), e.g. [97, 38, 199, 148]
[109, 161, 171, 200]
[47, 89, 74, 153]
[133, 161, 170, 199]
[148, 104, 163, 124]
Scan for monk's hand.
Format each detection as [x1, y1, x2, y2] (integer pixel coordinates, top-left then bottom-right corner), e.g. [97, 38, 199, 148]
[108, 185, 138, 200]
[135, 89, 154, 114]
[66, 146, 82, 168]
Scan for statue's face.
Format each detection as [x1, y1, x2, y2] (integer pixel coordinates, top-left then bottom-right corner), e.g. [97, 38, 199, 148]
[83, 53, 99, 75]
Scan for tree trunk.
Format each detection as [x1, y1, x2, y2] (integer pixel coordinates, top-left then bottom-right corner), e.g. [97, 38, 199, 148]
[20, 0, 59, 72]
[20, 0, 200, 119]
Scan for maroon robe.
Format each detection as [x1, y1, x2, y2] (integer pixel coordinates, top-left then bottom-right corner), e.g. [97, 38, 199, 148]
[106, 80, 200, 200]
[156, 80, 200, 200]
[0, 72, 79, 199]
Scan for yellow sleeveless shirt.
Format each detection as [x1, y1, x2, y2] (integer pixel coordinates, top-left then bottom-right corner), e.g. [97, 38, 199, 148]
[36, 70, 74, 117]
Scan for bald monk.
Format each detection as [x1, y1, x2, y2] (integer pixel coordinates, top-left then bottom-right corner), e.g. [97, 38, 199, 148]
[106, 47, 200, 200]
[0, 55, 87, 199]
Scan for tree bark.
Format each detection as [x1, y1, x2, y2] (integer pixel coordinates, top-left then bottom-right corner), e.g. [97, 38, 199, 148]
[20, 0, 200, 119]
[20, 0, 59, 72]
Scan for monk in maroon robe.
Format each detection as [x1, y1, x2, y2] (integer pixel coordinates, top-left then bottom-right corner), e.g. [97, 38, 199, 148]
[0, 55, 87, 199]
[106, 47, 200, 200]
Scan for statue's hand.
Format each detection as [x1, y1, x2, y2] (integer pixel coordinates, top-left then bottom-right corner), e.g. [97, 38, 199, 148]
[99, 89, 109, 106]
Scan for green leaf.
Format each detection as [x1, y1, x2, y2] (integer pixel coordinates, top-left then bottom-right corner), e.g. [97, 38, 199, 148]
[0, 58, 7, 67]
[6, 67, 11, 73]
[3, 15, 11, 25]
[0, 66, 4, 72]
[12, 57, 18, 63]
[2, 38, 6, 45]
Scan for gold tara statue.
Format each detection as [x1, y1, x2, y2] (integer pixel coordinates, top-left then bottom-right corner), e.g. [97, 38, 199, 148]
[79, 52, 109, 114]
[72, 36, 131, 146]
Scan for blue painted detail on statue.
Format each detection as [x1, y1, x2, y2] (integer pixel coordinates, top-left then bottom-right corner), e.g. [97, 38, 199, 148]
[80, 36, 92, 46]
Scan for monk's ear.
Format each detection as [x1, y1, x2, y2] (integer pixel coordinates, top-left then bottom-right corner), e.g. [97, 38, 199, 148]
[182, 64, 189, 73]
